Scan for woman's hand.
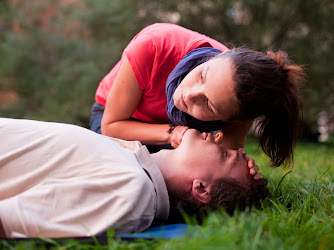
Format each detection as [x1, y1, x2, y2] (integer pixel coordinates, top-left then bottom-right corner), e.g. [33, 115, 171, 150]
[170, 125, 189, 149]
[238, 148, 261, 180]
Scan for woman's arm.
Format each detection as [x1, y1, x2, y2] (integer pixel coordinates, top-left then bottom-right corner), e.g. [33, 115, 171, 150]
[0, 217, 6, 237]
[220, 120, 254, 150]
[101, 56, 179, 145]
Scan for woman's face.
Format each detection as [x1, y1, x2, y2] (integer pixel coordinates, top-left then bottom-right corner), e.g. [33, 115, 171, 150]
[173, 56, 239, 122]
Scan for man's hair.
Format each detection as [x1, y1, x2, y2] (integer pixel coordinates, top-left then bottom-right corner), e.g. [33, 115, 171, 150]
[208, 177, 269, 215]
[168, 177, 269, 223]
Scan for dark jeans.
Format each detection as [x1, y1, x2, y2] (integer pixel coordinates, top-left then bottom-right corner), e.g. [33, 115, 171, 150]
[89, 102, 105, 134]
[89, 102, 173, 153]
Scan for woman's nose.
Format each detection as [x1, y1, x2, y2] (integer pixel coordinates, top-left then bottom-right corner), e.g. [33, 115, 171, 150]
[185, 86, 204, 103]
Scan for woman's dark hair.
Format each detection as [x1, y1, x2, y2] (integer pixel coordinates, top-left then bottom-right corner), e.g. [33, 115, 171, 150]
[168, 177, 269, 223]
[219, 49, 305, 167]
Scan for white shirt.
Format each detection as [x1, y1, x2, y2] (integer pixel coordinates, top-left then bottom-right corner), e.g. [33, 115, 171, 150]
[0, 118, 169, 238]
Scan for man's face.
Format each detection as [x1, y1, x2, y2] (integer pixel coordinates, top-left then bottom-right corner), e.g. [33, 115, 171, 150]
[175, 129, 252, 187]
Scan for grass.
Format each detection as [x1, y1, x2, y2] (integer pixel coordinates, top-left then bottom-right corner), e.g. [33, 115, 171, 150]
[1, 138, 333, 249]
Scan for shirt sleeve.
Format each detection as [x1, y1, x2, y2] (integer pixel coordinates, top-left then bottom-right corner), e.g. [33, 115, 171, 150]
[124, 33, 156, 91]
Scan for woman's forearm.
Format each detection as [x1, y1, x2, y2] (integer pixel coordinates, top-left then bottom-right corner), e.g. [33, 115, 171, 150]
[101, 119, 172, 145]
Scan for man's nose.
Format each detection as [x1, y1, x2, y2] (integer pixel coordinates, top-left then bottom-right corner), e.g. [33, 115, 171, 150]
[215, 132, 224, 145]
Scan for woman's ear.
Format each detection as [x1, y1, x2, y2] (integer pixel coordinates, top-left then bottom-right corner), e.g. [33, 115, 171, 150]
[192, 179, 211, 204]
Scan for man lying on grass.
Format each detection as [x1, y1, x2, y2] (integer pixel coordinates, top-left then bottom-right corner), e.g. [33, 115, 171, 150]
[0, 118, 268, 238]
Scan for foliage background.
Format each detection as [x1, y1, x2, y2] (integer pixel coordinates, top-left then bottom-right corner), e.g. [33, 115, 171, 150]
[0, 0, 333, 138]
[0, 2, 333, 248]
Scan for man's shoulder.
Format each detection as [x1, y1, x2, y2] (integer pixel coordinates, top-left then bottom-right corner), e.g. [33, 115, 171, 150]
[126, 167, 153, 191]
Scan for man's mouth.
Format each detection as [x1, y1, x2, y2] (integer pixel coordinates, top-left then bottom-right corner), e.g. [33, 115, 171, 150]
[202, 132, 208, 140]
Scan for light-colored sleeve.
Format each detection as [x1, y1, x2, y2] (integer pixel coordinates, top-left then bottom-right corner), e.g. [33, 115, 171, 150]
[0, 169, 156, 238]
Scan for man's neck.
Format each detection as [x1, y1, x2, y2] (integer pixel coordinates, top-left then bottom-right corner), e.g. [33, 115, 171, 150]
[150, 150, 172, 179]
[150, 150, 181, 207]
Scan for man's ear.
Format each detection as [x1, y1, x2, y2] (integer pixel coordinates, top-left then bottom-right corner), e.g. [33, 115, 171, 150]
[192, 179, 211, 204]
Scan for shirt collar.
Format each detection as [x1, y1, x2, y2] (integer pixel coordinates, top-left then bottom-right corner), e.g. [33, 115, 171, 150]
[108, 137, 170, 220]
[134, 146, 170, 221]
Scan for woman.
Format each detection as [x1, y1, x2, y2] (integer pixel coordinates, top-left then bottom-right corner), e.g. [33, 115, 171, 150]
[90, 23, 305, 167]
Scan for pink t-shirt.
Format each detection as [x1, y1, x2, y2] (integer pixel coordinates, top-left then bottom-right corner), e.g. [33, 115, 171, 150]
[95, 23, 228, 124]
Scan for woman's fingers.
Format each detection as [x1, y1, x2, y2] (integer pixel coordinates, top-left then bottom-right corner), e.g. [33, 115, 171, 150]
[170, 125, 189, 148]
[250, 165, 259, 175]
[238, 148, 246, 156]
[244, 156, 255, 169]
[171, 141, 179, 149]
[254, 172, 261, 180]
[239, 150, 261, 179]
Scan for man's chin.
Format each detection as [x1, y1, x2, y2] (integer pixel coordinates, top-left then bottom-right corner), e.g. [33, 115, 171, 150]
[184, 129, 200, 138]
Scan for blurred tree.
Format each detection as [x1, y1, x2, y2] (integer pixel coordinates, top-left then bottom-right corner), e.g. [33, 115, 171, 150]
[0, 0, 141, 127]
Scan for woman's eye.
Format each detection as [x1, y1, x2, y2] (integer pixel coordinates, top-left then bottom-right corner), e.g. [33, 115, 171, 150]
[207, 101, 213, 112]
[200, 72, 204, 83]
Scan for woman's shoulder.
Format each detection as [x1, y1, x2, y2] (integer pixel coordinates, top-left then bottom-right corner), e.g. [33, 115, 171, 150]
[141, 23, 205, 40]
[140, 23, 189, 34]
[138, 23, 227, 52]
[125, 23, 197, 60]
